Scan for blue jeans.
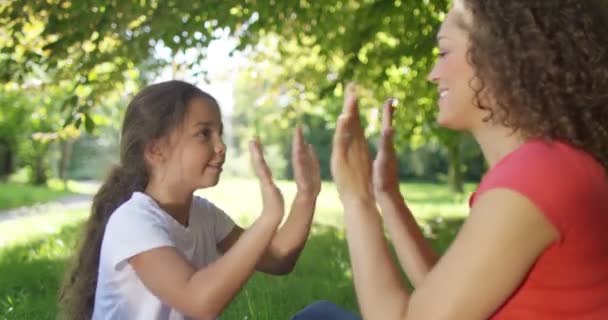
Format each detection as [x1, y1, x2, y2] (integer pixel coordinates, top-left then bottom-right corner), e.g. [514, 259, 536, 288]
[291, 301, 362, 320]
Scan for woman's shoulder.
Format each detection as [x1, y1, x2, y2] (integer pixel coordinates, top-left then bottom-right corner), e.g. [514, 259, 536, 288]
[484, 139, 604, 186]
[472, 139, 607, 210]
[472, 139, 608, 235]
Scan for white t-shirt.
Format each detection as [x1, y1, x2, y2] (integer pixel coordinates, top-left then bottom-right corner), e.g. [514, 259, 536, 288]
[92, 192, 235, 320]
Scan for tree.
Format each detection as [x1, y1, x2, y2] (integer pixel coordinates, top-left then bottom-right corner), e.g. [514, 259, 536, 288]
[2, 0, 472, 191]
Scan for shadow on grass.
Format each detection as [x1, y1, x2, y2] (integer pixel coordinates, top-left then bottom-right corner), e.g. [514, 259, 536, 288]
[0, 182, 77, 211]
[223, 224, 359, 319]
[223, 216, 465, 320]
[0, 217, 465, 320]
[422, 216, 465, 253]
[0, 222, 81, 319]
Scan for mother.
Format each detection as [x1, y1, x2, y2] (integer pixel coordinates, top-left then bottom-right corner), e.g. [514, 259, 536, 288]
[330, 0, 608, 319]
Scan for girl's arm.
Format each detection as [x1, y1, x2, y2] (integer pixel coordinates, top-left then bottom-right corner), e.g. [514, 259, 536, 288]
[218, 127, 321, 275]
[130, 216, 278, 319]
[129, 140, 284, 319]
[219, 191, 317, 275]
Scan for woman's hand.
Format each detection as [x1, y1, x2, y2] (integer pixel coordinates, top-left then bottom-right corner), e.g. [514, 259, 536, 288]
[330, 83, 374, 204]
[373, 98, 400, 196]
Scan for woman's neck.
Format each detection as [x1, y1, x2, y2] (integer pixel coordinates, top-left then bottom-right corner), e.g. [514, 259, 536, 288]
[471, 124, 527, 169]
[144, 180, 193, 226]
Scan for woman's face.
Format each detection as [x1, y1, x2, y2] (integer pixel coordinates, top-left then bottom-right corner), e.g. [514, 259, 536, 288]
[427, 1, 490, 132]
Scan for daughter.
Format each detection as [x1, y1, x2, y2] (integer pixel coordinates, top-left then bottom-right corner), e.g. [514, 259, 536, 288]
[59, 80, 322, 319]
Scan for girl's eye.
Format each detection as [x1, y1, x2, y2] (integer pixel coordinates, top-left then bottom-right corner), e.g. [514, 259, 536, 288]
[438, 51, 448, 58]
[198, 129, 212, 139]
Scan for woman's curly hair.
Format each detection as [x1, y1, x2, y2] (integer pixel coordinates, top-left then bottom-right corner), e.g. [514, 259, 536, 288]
[460, 0, 608, 169]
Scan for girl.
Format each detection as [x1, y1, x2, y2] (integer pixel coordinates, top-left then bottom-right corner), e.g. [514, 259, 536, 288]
[331, 0, 608, 319]
[59, 80, 322, 319]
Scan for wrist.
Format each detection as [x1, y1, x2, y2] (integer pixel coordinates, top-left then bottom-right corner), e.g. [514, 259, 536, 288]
[341, 193, 376, 210]
[295, 186, 320, 198]
[294, 190, 319, 202]
[375, 188, 404, 202]
[257, 214, 282, 229]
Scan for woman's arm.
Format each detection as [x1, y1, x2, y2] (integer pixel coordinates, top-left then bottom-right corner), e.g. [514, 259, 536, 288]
[330, 85, 411, 319]
[405, 188, 558, 319]
[331, 86, 559, 319]
[373, 99, 438, 287]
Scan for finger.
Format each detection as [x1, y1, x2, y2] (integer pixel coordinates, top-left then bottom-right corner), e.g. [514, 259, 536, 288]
[342, 82, 360, 118]
[292, 125, 304, 157]
[249, 139, 273, 185]
[296, 125, 304, 145]
[333, 115, 351, 156]
[382, 98, 396, 131]
[379, 127, 394, 152]
[307, 143, 317, 160]
[305, 143, 316, 164]
[308, 143, 321, 171]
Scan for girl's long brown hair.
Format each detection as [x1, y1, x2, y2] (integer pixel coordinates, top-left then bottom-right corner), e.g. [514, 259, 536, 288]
[59, 80, 217, 319]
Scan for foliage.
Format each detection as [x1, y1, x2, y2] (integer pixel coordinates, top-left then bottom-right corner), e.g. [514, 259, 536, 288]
[1, 0, 449, 136]
[1, 0, 483, 190]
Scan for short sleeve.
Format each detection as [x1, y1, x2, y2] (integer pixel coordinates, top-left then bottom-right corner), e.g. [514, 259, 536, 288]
[477, 173, 567, 236]
[194, 197, 236, 243]
[472, 142, 591, 238]
[103, 209, 175, 270]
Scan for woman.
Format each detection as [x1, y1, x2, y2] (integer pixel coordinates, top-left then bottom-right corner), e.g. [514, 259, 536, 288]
[330, 0, 608, 319]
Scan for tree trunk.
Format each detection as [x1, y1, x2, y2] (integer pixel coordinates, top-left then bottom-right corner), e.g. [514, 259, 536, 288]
[31, 142, 50, 185]
[58, 138, 75, 190]
[0, 142, 14, 181]
[446, 135, 464, 194]
[33, 154, 47, 185]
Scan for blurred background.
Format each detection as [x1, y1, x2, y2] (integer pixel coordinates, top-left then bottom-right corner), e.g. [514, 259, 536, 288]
[0, 1, 483, 319]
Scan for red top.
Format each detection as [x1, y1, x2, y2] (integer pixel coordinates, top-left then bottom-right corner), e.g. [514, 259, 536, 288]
[469, 140, 608, 320]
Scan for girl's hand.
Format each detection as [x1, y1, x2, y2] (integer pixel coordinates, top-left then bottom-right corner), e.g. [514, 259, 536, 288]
[250, 139, 285, 225]
[292, 126, 321, 198]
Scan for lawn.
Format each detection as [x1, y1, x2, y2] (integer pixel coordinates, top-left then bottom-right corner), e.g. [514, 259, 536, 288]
[0, 178, 475, 319]
[0, 182, 74, 211]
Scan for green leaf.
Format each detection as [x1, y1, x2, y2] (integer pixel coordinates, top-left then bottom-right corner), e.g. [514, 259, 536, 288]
[84, 113, 95, 133]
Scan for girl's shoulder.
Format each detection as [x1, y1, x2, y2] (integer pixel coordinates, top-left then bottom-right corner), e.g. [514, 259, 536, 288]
[107, 192, 169, 229]
[191, 195, 224, 216]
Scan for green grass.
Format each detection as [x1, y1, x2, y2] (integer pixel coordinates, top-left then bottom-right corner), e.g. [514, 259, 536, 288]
[0, 179, 473, 319]
[0, 220, 82, 319]
[0, 182, 75, 211]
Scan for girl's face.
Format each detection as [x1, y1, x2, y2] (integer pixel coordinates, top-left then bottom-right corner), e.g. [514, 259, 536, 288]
[427, 1, 491, 132]
[151, 97, 226, 193]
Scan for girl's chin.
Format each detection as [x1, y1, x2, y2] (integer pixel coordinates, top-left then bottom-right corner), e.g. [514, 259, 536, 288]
[196, 176, 221, 189]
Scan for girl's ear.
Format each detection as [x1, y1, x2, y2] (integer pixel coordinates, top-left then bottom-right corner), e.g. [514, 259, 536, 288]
[144, 139, 168, 166]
